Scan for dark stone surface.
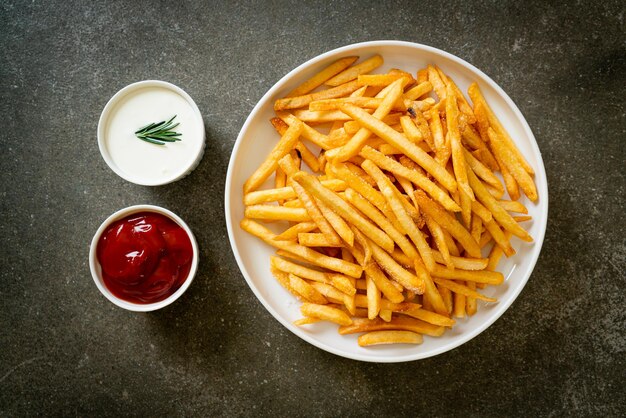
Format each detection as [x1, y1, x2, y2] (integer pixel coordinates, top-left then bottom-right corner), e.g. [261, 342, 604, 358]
[1, 0, 624, 416]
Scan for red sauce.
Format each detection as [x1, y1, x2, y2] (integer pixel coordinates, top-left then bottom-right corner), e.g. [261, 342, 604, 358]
[97, 211, 193, 304]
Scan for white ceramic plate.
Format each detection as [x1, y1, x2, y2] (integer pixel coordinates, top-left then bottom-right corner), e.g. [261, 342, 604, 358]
[225, 41, 548, 362]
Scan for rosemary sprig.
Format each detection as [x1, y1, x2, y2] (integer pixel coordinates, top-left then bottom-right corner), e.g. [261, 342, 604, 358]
[134, 115, 182, 146]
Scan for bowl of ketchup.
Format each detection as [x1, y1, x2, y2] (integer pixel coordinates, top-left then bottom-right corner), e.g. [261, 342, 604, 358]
[89, 205, 199, 311]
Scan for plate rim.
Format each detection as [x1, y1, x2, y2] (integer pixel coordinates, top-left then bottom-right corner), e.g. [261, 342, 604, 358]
[224, 40, 548, 363]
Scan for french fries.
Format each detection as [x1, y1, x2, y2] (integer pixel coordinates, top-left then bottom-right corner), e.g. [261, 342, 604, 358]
[241, 55, 539, 348]
[358, 330, 422, 346]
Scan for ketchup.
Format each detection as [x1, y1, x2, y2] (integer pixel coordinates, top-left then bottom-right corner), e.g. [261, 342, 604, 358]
[97, 212, 193, 304]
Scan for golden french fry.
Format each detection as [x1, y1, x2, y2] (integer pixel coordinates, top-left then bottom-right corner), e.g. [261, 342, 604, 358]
[350, 225, 372, 266]
[447, 83, 475, 200]
[282, 199, 303, 208]
[399, 115, 422, 143]
[438, 285, 453, 314]
[300, 303, 352, 326]
[422, 293, 433, 312]
[425, 216, 454, 270]
[349, 86, 368, 98]
[414, 259, 447, 316]
[427, 107, 450, 166]
[243, 120, 303, 193]
[356, 297, 414, 313]
[275, 80, 360, 111]
[413, 190, 481, 258]
[344, 162, 377, 186]
[275, 169, 287, 205]
[441, 229, 460, 257]
[309, 97, 406, 112]
[295, 141, 321, 172]
[366, 274, 381, 320]
[408, 105, 435, 152]
[406, 98, 436, 112]
[463, 147, 503, 193]
[432, 251, 488, 270]
[471, 199, 493, 223]
[401, 307, 455, 327]
[431, 264, 504, 285]
[276, 111, 332, 150]
[404, 81, 433, 101]
[499, 155, 521, 201]
[378, 309, 392, 322]
[298, 233, 343, 247]
[473, 99, 490, 141]
[293, 109, 354, 123]
[339, 316, 444, 337]
[364, 262, 405, 303]
[275, 249, 316, 265]
[270, 256, 328, 283]
[270, 266, 299, 297]
[479, 230, 493, 249]
[432, 278, 497, 302]
[466, 281, 478, 315]
[277, 153, 299, 177]
[310, 282, 350, 305]
[289, 273, 328, 304]
[290, 178, 341, 245]
[345, 295, 358, 316]
[437, 67, 476, 123]
[467, 144, 499, 178]
[293, 317, 321, 326]
[466, 167, 532, 242]
[314, 197, 354, 246]
[338, 103, 457, 193]
[270, 116, 290, 135]
[427, 65, 447, 100]
[357, 73, 408, 87]
[327, 161, 388, 212]
[487, 230, 513, 271]
[244, 179, 346, 205]
[513, 215, 532, 222]
[416, 69, 428, 84]
[274, 222, 317, 240]
[453, 291, 466, 318]
[241, 219, 362, 278]
[329, 273, 357, 296]
[286, 56, 359, 97]
[498, 200, 528, 214]
[245, 205, 310, 222]
[460, 188, 472, 228]
[325, 55, 384, 86]
[462, 125, 499, 168]
[483, 218, 515, 257]
[358, 330, 423, 346]
[488, 128, 538, 201]
[468, 82, 534, 175]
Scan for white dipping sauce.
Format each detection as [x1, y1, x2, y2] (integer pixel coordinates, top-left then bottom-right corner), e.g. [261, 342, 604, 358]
[101, 83, 204, 185]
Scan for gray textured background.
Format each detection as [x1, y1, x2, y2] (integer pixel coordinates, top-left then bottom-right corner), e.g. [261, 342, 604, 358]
[1, 0, 624, 416]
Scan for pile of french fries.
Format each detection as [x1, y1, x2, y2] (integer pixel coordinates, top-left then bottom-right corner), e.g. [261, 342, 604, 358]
[240, 54, 537, 347]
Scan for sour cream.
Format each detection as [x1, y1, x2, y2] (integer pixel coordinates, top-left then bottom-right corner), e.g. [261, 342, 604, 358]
[98, 81, 205, 185]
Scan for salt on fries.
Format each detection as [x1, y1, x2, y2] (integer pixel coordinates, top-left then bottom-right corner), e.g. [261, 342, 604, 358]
[241, 55, 538, 347]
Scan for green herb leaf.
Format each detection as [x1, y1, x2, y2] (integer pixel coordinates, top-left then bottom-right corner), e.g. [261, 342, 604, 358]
[135, 115, 182, 146]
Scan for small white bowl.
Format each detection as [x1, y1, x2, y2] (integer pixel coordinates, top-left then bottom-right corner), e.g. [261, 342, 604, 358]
[97, 80, 205, 186]
[89, 205, 199, 312]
